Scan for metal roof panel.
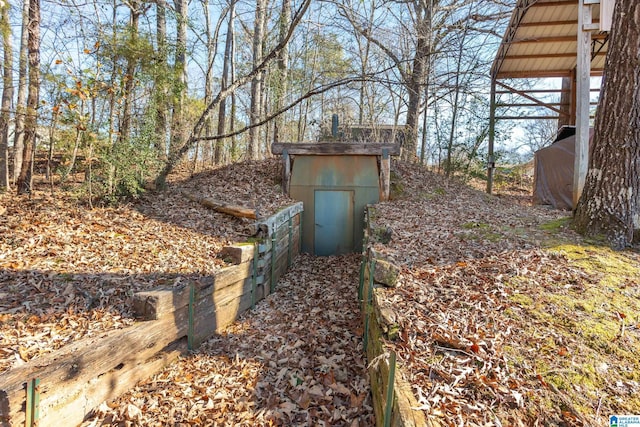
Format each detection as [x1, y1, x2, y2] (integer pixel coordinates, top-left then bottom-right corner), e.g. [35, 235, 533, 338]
[491, 0, 609, 79]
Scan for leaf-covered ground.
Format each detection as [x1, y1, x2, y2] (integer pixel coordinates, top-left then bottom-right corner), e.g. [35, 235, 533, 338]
[3, 158, 640, 426]
[370, 161, 640, 425]
[0, 159, 293, 373]
[82, 254, 373, 426]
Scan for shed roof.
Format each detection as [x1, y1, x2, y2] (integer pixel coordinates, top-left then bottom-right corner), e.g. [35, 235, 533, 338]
[491, 0, 609, 79]
[271, 143, 400, 156]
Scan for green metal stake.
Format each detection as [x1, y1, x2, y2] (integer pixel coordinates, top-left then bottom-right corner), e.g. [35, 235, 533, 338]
[188, 283, 195, 351]
[287, 216, 293, 267]
[383, 352, 397, 427]
[270, 230, 277, 292]
[358, 256, 366, 302]
[251, 242, 258, 309]
[363, 309, 370, 351]
[298, 213, 303, 255]
[368, 259, 376, 306]
[363, 259, 376, 352]
[25, 377, 40, 427]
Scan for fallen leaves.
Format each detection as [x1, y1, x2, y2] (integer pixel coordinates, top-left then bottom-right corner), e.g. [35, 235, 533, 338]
[5, 158, 640, 425]
[370, 160, 640, 425]
[82, 255, 374, 426]
[0, 159, 293, 373]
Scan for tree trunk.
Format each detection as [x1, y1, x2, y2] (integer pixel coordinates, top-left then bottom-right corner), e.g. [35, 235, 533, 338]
[16, 0, 40, 195]
[0, 1, 13, 191]
[574, 0, 640, 249]
[203, 0, 215, 164]
[273, 0, 291, 144]
[170, 0, 188, 156]
[248, 0, 267, 159]
[215, 0, 235, 164]
[403, 3, 431, 162]
[558, 76, 573, 128]
[229, 14, 237, 162]
[13, 0, 29, 183]
[154, 0, 168, 158]
[118, 4, 140, 145]
[46, 107, 60, 188]
[355, 4, 374, 126]
[419, 79, 430, 165]
[444, 29, 467, 177]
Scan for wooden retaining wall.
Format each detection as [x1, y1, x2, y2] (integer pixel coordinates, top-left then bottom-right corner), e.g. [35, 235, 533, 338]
[0, 202, 303, 427]
[361, 205, 432, 427]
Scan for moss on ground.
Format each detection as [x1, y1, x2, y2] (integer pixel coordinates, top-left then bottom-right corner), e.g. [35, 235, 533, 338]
[502, 237, 640, 419]
[457, 222, 503, 242]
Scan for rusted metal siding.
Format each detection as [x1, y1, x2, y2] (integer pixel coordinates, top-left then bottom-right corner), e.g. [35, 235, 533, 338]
[289, 155, 380, 255]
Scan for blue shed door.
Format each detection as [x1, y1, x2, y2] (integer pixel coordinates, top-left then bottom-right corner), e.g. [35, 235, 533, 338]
[314, 190, 354, 255]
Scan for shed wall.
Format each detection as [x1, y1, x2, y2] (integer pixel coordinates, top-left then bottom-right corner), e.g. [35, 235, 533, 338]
[289, 155, 380, 255]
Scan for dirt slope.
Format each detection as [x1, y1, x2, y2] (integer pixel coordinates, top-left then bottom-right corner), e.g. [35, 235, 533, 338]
[370, 161, 640, 425]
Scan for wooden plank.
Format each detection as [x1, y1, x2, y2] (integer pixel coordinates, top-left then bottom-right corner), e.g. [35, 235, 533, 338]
[380, 148, 390, 201]
[600, 0, 613, 31]
[258, 204, 303, 236]
[574, 0, 592, 207]
[271, 143, 401, 156]
[0, 318, 186, 425]
[244, 206, 302, 238]
[34, 339, 187, 427]
[283, 149, 291, 194]
[219, 244, 256, 265]
[182, 191, 258, 219]
[133, 261, 252, 320]
[191, 279, 269, 346]
[365, 288, 430, 427]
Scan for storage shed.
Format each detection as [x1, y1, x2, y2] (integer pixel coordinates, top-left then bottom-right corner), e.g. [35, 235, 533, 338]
[533, 126, 593, 210]
[271, 143, 399, 256]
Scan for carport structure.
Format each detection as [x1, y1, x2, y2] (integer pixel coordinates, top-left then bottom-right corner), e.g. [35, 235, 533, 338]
[487, 0, 615, 206]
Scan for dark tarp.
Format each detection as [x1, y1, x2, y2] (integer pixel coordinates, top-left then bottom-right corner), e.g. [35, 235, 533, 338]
[533, 127, 593, 210]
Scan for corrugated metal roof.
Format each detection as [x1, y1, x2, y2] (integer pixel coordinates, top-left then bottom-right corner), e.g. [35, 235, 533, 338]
[492, 0, 609, 79]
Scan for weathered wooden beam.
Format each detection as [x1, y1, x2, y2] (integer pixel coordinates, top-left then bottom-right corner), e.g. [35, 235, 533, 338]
[0, 318, 186, 426]
[219, 244, 256, 265]
[271, 143, 401, 156]
[35, 340, 187, 427]
[244, 203, 303, 238]
[364, 288, 430, 427]
[183, 191, 259, 220]
[380, 148, 390, 201]
[574, 0, 592, 207]
[529, 0, 578, 6]
[283, 149, 291, 195]
[133, 261, 253, 320]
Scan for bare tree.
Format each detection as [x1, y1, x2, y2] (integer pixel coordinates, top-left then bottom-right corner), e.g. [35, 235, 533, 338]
[154, 0, 312, 187]
[337, 0, 433, 161]
[273, 0, 291, 143]
[215, 1, 235, 164]
[170, 0, 188, 154]
[0, 1, 13, 190]
[574, 0, 640, 249]
[13, 0, 29, 183]
[16, 0, 40, 195]
[154, 0, 168, 157]
[117, 0, 143, 145]
[248, 0, 268, 159]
